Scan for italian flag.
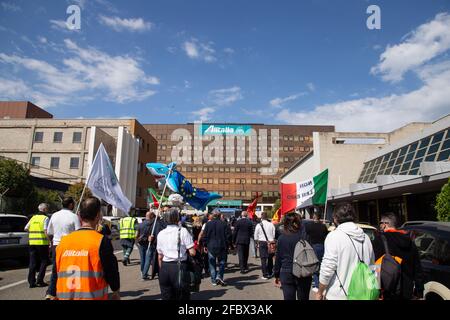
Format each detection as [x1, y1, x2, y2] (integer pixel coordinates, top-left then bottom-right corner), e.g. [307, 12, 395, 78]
[281, 169, 328, 214]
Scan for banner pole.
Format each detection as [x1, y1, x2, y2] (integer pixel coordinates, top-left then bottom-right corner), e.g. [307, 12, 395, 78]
[149, 164, 174, 237]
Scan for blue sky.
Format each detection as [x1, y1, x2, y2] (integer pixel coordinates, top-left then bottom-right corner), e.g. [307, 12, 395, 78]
[0, 0, 449, 131]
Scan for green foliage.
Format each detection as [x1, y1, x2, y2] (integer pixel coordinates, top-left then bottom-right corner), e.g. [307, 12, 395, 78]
[64, 182, 92, 204]
[34, 188, 62, 212]
[435, 178, 450, 222]
[0, 158, 34, 198]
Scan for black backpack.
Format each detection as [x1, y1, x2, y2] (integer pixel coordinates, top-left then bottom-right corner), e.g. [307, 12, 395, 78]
[380, 234, 402, 296]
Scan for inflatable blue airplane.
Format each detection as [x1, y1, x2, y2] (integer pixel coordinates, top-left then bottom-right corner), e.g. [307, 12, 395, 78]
[146, 162, 222, 210]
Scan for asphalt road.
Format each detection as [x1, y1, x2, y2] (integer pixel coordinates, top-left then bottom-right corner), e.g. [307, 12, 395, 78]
[0, 241, 285, 300]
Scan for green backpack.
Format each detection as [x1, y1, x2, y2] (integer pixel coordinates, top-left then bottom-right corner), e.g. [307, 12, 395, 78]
[337, 233, 380, 300]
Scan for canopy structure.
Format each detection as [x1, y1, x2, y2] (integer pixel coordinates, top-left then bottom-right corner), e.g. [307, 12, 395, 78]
[207, 199, 243, 207]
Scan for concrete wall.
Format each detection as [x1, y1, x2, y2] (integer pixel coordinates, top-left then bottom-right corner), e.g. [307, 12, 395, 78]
[282, 131, 389, 191]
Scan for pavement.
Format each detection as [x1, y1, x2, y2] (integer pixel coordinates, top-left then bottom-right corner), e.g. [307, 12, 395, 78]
[0, 241, 285, 300]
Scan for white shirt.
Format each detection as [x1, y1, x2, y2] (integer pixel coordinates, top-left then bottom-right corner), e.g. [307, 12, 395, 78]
[254, 220, 275, 242]
[157, 225, 194, 262]
[319, 222, 375, 300]
[47, 209, 81, 245]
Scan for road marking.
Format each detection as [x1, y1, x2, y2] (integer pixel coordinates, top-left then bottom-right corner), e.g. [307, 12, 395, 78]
[0, 250, 124, 291]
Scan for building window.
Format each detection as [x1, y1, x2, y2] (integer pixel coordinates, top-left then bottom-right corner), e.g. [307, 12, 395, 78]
[34, 132, 44, 143]
[70, 157, 80, 169]
[53, 132, 63, 143]
[50, 157, 60, 169]
[72, 132, 82, 143]
[31, 157, 40, 167]
[203, 178, 208, 184]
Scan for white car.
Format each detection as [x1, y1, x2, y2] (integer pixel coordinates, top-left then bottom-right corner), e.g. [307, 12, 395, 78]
[0, 214, 30, 262]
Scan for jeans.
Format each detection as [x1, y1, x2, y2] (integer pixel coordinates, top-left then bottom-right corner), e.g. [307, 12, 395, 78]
[259, 242, 274, 277]
[28, 245, 49, 286]
[280, 271, 312, 300]
[312, 243, 325, 288]
[46, 245, 57, 296]
[250, 238, 257, 258]
[208, 250, 227, 283]
[138, 243, 157, 278]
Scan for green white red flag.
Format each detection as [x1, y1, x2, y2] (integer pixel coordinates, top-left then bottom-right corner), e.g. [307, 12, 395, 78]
[280, 169, 328, 214]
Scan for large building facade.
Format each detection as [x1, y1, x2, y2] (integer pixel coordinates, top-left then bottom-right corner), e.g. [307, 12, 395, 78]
[145, 123, 334, 206]
[0, 102, 157, 211]
[282, 115, 450, 223]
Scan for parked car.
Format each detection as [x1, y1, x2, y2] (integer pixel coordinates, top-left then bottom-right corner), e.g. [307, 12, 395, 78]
[0, 214, 29, 262]
[102, 216, 120, 240]
[327, 222, 378, 241]
[400, 221, 450, 300]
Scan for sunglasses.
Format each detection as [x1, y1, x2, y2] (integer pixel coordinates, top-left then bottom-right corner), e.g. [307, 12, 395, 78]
[379, 221, 389, 224]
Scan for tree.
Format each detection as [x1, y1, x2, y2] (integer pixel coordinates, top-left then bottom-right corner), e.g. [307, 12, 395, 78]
[435, 178, 450, 222]
[64, 182, 92, 204]
[0, 158, 34, 198]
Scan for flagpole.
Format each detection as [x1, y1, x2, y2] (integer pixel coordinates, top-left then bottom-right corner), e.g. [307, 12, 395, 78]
[148, 164, 174, 240]
[74, 183, 88, 215]
[75, 144, 102, 215]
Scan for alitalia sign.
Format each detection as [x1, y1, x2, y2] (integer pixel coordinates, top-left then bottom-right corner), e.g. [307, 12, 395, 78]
[200, 124, 252, 136]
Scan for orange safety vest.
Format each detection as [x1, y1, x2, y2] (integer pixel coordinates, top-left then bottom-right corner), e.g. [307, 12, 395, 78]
[56, 229, 108, 300]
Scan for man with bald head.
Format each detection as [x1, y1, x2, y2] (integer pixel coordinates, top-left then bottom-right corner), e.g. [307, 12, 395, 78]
[233, 211, 254, 274]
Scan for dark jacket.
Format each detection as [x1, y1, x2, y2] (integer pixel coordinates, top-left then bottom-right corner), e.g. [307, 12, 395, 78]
[202, 219, 231, 256]
[233, 218, 254, 245]
[273, 229, 306, 278]
[372, 230, 425, 299]
[305, 221, 328, 245]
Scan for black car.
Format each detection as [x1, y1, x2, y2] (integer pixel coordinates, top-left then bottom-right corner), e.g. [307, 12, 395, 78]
[400, 221, 450, 300]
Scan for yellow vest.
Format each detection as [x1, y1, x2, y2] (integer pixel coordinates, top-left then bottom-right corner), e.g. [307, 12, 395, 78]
[28, 214, 49, 245]
[119, 217, 136, 239]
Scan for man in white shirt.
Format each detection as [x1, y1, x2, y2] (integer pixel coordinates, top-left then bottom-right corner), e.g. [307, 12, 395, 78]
[254, 212, 276, 280]
[45, 197, 80, 300]
[157, 208, 196, 300]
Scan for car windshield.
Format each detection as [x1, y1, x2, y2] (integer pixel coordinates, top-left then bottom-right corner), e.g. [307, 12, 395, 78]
[362, 228, 376, 241]
[0, 217, 28, 233]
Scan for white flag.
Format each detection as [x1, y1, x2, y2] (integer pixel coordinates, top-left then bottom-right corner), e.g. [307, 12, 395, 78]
[86, 143, 132, 214]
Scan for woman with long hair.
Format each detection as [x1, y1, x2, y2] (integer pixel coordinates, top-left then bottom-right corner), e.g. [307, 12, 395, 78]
[273, 212, 312, 300]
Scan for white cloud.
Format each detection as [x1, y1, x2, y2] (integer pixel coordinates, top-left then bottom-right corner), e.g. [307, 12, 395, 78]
[99, 15, 153, 32]
[270, 92, 306, 108]
[192, 107, 215, 121]
[38, 36, 48, 44]
[276, 61, 450, 132]
[0, 39, 159, 105]
[307, 82, 315, 92]
[182, 38, 217, 63]
[0, 77, 70, 107]
[1, 2, 21, 12]
[209, 86, 242, 106]
[371, 12, 450, 82]
[50, 19, 69, 30]
[224, 48, 235, 54]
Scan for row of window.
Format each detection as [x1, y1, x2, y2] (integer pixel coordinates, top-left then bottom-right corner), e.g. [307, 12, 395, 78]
[180, 166, 280, 173]
[358, 128, 450, 183]
[216, 191, 280, 198]
[31, 156, 80, 170]
[34, 131, 82, 144]
[158, 144, 311, 152]
[189, 177, 279, 185]
[154, 134, 313, 142]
